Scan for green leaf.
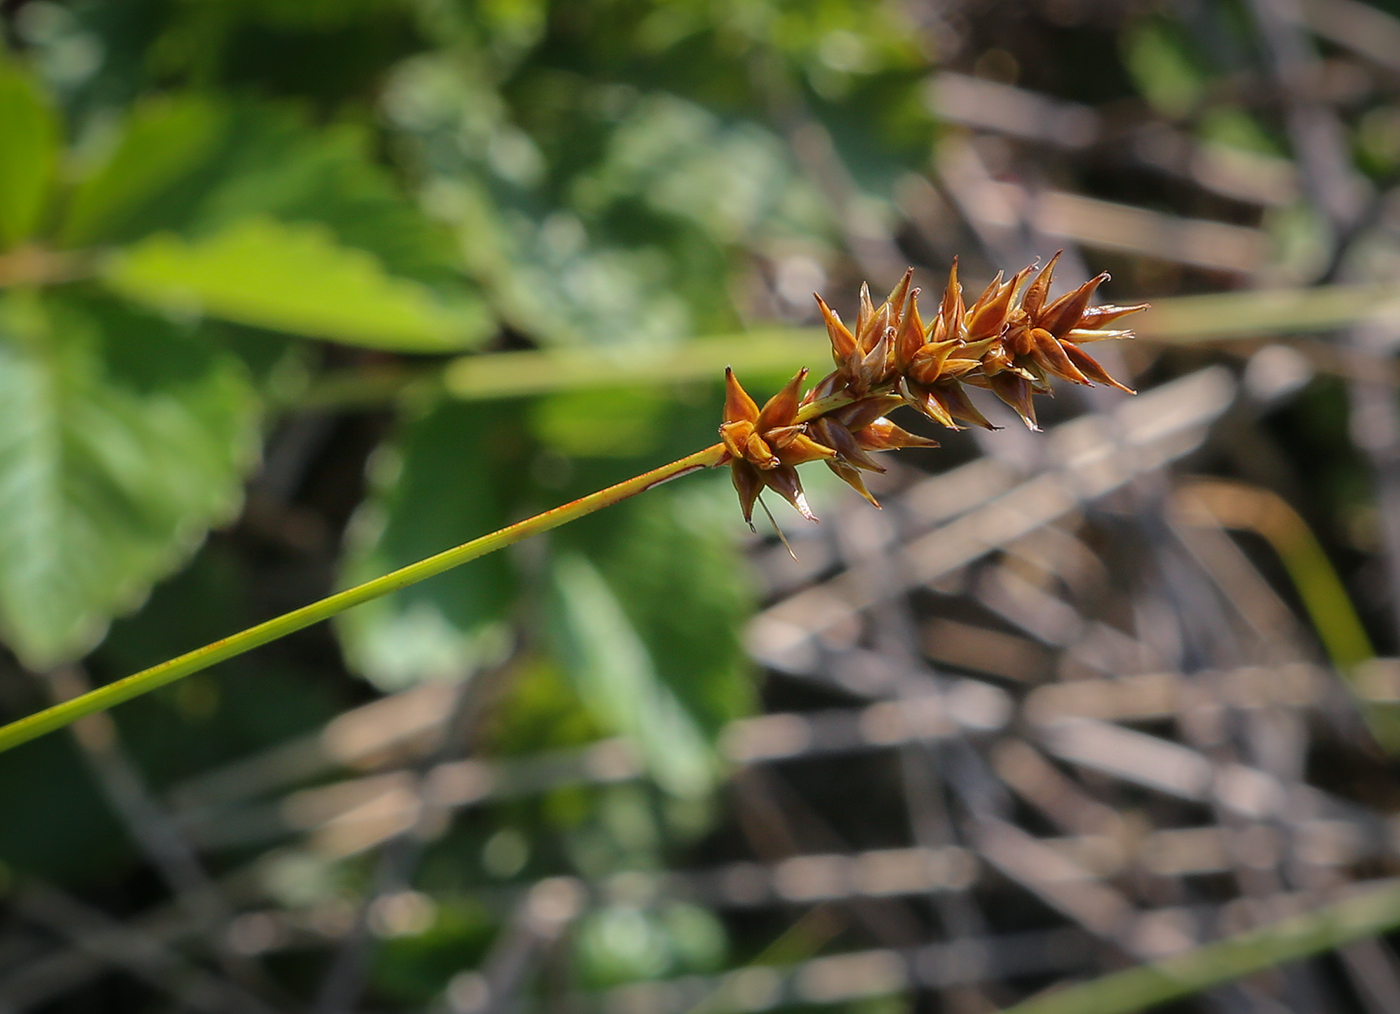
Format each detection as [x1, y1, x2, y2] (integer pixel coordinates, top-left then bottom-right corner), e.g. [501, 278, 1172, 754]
[577, 95, 808, 246]
[0, 60, 59, 251]
[101, 217, 492, 351]
[58, 95, 226, 248]
[0, 291, 259, 669]
[61, 99, 479, 296]
[530, 388, 672, 458]
[1122, 19, 1205, 119]
[587, 483, 756, 739]
[168, 0, 407, 32]
[550, 478, 755, 742]
[192, 115, 467, 286]
[336, 401, 520, 691]
[548, 552, 716, 798]
[372, 899, 495, 1005]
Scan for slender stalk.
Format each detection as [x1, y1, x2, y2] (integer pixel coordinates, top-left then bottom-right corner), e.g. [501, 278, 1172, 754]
[1178, 479, 1374, 670]
[999, 879, 1400, 1014]
[0, 444, 727, 756]
[1140, 282, 1400, 343]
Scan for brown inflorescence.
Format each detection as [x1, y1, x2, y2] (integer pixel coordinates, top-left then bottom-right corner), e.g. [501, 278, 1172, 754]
[717, 256, 1147, 525]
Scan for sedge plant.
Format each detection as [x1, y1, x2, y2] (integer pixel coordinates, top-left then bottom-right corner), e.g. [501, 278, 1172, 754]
[0, 256, 1144, 754]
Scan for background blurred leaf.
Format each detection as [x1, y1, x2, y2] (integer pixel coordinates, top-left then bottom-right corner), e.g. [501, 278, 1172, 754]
[57, 95, 225, 248]
[61, 97, 477, 299]
[575, 900, 727, 987]
[337, 400, 521, 690]
[561, 482, 756, 739]
[383, 57, 746, 349]
[529, 388, 673, 458]
[1122, 17, 1205, 119]
[481, 655, 608, 758]
[102, 216, 491, 351]
[0, 58, 58, 250]
[0, 731, 128, 881]
[443, 176, 704, 349]
[95, 541, 353, 778]
[169, 0, 408, 32]
[547, 552, 716, 799]
[371, 897, 494, 1005]
[0, 291, 258, 669]
[575, 94, 816, 246]
[147, 0, 419, 101]
[191, 113, 468, 285]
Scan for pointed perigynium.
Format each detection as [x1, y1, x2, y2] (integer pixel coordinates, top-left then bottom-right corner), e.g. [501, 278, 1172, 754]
[808, 405, 938, 508]
[815, 269, 913, 398]
[966, 251, 1147, 430]
[719, 370, 935, 522]
[720, 368, 834, 525]
[719, 260, 1144, 522]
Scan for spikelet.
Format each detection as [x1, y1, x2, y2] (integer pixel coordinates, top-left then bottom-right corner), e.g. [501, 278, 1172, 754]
[720, 260, 1145, 521]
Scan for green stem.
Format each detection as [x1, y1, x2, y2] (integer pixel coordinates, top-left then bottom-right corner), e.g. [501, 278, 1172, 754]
[286, 283, 1400, 412]
[1000, 879, 1400, 1014]
[1177, 481, 1400, 750]
[0, 443, 728, 756]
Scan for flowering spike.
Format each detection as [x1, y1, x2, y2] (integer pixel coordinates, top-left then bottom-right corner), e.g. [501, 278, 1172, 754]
[1066, 328, 1133, 343]
[934, 378, 997, 430]
[826, 457, 881, 508]
[898, 377, 958, 430]
[1020, 250, 1062, 318]
[895, 288, 926, 372]
[939, 356, 984, 380]
[809, 417, 885, 473]
[1076, 302, 1149, 329]
[907, 339, 962, 386]
[856, 281, 875, 339]
[884, 268, 914, 324]
[1039, 271, 1107, 338]
[1063, 343, 1136, 393]
[855, 300, 890, 357]
[967, 264, 1028, 341]
[719, 429, 746, 461]
[855, 319, 893, 393]
[855, 418, 939, 451]
[965, 271, 1005, 341]
[724, 367, 759, 424]
[1028, 327, 1092, 386]
[718, 264, 1143, 524]
[987, 373, 1039, 431]
[767, 427, 837, 464]
[731, 459, 764, 527]
[745, 432, 778, 468]
[816, 295, 858, 370]
[757, 369, 807, 431]
[980, 343, 1014, 377]
[969, 270, 1001, 307]
[833, 395, 902, 433]
[764, 466, 817, 522]
[931, 258, 964, 344]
